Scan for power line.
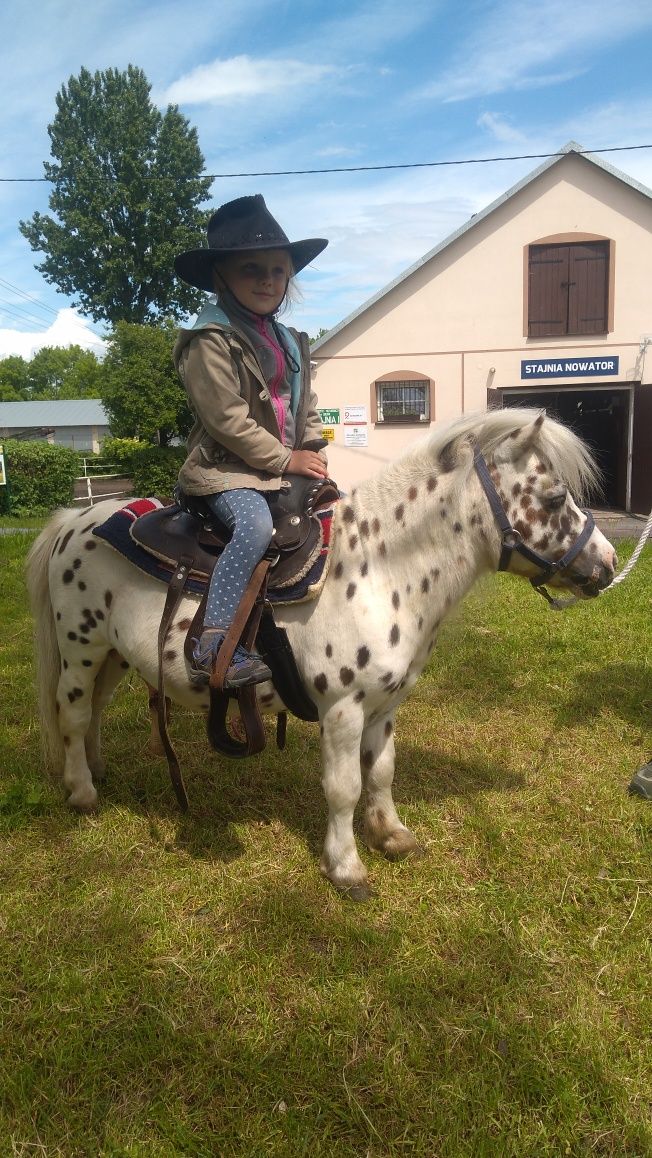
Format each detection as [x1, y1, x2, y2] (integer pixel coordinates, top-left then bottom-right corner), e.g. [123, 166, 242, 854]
[0, 276, 60, 318]
[0, 274, 103, 337]
[1, 144, 651, 182]
[0, 296, 58, 328]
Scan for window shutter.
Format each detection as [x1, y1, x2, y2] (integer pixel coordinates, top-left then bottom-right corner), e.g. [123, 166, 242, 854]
[568, 242, 608, 334]
[528, 245, 569, 337]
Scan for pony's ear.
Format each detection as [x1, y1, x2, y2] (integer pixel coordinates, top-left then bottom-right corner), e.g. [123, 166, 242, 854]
[495, 412, 545, 462]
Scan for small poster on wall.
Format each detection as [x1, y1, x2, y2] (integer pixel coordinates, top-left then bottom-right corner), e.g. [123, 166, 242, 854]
[343, 405, 367, 425]
[344, 425, 368, 448]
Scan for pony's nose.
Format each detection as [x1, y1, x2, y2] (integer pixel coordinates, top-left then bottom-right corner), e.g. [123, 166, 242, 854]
[597, 555, 616, 589]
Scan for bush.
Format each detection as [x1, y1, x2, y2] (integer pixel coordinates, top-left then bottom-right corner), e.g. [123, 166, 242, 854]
[100, 436, 147, 470]
[0, 441, 78, 516]
[129, 445, 186, 500]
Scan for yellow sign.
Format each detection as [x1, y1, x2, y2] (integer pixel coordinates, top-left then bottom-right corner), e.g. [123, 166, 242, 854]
[322, 426, 335, 442]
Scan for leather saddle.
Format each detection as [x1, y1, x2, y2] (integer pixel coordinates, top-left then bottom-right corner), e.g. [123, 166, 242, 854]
[130, 474, 340, 590]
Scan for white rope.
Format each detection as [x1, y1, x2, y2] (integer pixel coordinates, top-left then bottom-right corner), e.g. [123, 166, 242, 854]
[599, 506, 652, 593]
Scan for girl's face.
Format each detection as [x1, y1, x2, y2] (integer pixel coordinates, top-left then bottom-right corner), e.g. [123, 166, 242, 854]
[214, 249, 292, 314]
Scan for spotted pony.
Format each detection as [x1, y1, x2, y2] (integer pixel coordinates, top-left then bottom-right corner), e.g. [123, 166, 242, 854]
[27, 408, 616, 899]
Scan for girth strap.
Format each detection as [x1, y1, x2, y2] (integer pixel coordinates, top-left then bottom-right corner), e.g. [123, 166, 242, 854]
[156, 554, 194, 812]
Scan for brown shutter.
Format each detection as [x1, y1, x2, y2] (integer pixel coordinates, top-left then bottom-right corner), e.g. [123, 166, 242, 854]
[568, 242, 608, 334]
[528, 245, 569, 337]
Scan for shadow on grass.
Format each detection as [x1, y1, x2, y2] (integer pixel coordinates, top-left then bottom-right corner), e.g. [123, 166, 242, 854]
[99, 722, 524, 866]
[4, 705, 524, 874]
[556, 661, 652, 731]
[2, 867, 649, 1155]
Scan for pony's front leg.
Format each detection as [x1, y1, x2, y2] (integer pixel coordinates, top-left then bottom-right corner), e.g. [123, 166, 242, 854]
[362, 715, 421, 860]
[319, 700, 371, 900]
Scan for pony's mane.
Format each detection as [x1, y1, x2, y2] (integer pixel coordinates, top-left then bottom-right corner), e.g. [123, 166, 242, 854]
[417, 407, 600, 502]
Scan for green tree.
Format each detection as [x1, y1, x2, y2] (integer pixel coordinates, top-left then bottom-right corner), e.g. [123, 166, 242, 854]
[0, 356, 29, 401]
[0, 346, 102, 401]
[101, 320, 192, 445]
[25, 345, 102, 399]
[57, 349, 103, 399]
[19, 65, 212, 326]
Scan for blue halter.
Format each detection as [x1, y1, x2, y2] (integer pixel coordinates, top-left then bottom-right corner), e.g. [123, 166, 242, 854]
[473, 449, 596, 604]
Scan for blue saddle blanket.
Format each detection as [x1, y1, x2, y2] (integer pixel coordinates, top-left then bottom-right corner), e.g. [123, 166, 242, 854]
[92, 498, 334, 605]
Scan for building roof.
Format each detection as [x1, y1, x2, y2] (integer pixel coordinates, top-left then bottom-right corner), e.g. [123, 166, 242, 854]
[0, 399, 109, 428]
[311, 142, 652, 352]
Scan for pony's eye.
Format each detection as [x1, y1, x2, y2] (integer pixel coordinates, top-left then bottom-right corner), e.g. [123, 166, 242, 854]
[545, 489, 567, 511]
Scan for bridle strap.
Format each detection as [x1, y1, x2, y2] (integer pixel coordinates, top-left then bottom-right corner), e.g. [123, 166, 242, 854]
[473, 449, 596, 592]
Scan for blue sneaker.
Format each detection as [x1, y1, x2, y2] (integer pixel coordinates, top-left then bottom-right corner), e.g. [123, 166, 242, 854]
[191, 630, 272, 689]
[628, 759, 652, 800]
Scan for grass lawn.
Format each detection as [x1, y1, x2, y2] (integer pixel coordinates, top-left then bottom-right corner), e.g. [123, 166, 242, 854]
[1, 524, 650, 1157]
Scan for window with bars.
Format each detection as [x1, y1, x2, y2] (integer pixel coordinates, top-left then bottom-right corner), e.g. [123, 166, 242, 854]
[527, 240, 610, 338]
[375, 379, 431, 423]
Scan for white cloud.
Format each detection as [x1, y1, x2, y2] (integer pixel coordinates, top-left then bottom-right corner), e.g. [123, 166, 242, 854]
[314, 146, 359, 158]
[158, 56, 337, 106]
[0, 310, 106, 360]
[276, 166, 491, 332]
[477, 112, 526, 144]
[417, 0, 652, 103]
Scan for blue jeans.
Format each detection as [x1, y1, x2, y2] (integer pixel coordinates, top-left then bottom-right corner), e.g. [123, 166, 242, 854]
[202, 489, 273, 629]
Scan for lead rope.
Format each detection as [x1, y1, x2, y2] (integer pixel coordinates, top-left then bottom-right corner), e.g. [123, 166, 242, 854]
[599, 506, 652, 593]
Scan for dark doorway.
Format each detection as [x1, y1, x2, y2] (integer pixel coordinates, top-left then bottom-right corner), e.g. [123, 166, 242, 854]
[501, 387, 629, 509]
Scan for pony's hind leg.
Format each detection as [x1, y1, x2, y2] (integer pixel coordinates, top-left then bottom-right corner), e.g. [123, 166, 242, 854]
[361, 714, 421, 860]
[56, 655, 102, 811]
[85, 649, 131, 778]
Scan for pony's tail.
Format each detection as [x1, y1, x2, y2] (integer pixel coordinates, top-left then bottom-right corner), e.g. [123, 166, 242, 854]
[25, 510, 71, 770]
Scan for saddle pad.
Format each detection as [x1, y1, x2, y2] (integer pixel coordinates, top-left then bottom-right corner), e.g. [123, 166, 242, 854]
[93, 498, 335, 605]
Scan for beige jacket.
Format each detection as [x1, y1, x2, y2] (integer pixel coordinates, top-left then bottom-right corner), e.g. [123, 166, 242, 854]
[173, 315, 325, 496]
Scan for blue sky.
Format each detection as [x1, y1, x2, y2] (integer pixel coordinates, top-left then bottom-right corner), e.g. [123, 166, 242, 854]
[1, 0, 652, 358]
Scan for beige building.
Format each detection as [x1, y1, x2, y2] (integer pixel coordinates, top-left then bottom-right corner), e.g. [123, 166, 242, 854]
[311, 142, 652, 513]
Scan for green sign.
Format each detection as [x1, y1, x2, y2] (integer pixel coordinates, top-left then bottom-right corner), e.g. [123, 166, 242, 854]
[318, 408, 340, 425]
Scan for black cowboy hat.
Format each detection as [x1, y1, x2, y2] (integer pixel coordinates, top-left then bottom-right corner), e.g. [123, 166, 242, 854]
[174, 194, 328, 291]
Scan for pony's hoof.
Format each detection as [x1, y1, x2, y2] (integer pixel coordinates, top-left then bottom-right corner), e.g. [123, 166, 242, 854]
[383, 837, 424, 862]
[67, 787, 99, 813]
[365, 825, 421, 861]
[344, 882, 376, 902]
[331, 879, 375, 902]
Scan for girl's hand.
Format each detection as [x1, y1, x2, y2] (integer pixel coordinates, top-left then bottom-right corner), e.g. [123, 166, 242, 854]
[287, 449, 328, 478]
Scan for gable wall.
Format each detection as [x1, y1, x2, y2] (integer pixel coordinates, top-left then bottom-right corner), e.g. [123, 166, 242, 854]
[312, 154, 652, 490]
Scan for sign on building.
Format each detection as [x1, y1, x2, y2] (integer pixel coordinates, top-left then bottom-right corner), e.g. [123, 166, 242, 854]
[318, 408, 340, 425]
[521, 356, 620, 380]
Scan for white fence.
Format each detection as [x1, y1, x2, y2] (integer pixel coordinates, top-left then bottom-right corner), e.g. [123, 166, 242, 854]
[73, 460, 133, 507]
